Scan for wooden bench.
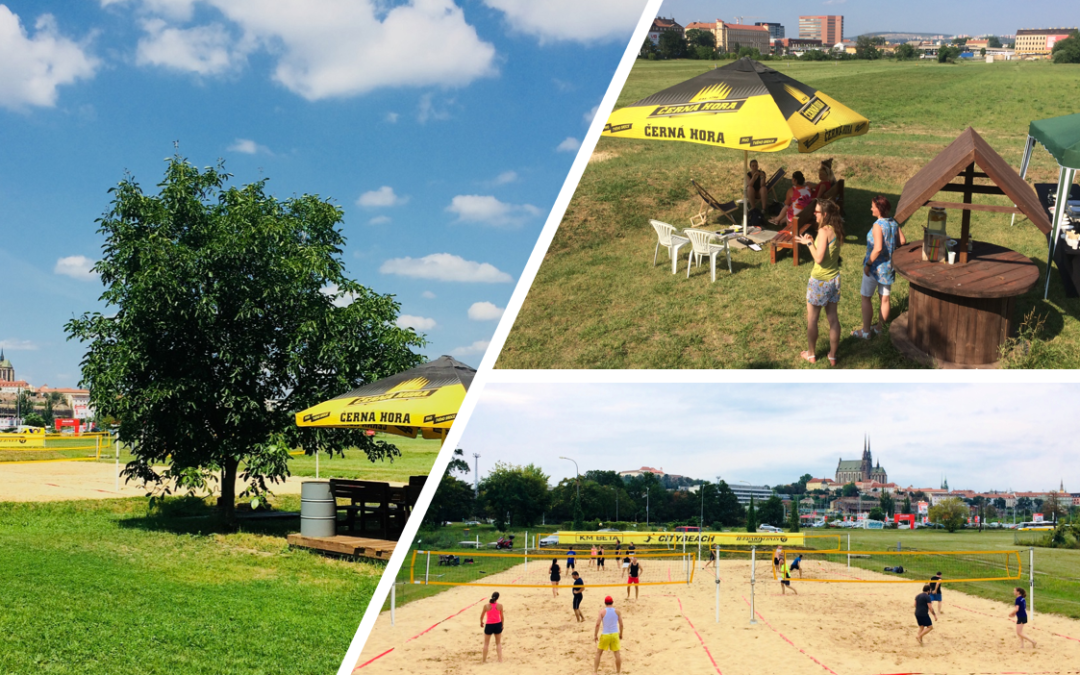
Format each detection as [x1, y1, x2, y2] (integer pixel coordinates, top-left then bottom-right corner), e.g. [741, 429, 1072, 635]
[770, 206, 817, 266]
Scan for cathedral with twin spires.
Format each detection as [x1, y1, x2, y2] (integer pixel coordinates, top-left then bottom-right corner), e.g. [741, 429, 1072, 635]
[834, 436, 888, 484]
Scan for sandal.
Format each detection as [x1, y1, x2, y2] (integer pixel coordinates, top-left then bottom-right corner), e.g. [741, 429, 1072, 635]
[871, 324, 884, 336]
[851, 328, 872, 340]
[800, 350, 816, 364]
[827, 355, 837, 367]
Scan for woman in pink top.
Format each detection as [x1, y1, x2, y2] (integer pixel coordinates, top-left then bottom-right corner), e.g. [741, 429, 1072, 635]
[770, 171, 813, 227]
[480, 592, 505, 663]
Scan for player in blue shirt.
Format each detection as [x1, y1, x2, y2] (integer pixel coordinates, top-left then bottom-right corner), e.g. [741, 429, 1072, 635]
[1009, 587, 1036, 648]
[567, 546, 577, 571]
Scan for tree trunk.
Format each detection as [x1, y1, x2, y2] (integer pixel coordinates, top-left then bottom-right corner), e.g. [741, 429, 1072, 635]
[219, 456, 239, 524]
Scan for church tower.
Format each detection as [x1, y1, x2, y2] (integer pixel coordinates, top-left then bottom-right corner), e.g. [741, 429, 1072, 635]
[860, 435, 873, 482]
[0, 349, 14, 382]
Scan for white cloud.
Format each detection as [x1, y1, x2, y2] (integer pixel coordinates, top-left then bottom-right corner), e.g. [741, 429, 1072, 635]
[380, 253, 513, 283]
[823, 0, 847, 5]
[451, 340, 490, 357]
[421, 290, 436, 299]
[368, 215, 391, 225]
[395, 314, 437, 331]
[54, 255, 98, 281]
[0, 8, 98, 110]
[228, 138, 269, 154]
[446, 195, 540, 227]
[320, 283, 356, 307]
[493, 170, 518, 185]
[482, 0, 647, 44]
[357, 186, 407, 208]
[584, 104, 599, 126]
[135, 18, 243, 75]
[0, 339, 38, 351]
[556, 137, 581, 153]
[124, 0, 498, 99]
[417, 92, 451, 123]
[385, 111, 399, 123]
[468, 301, 504, 321]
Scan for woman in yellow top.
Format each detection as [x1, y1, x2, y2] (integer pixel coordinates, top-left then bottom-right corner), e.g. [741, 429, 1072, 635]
[796, 200, 844, 366]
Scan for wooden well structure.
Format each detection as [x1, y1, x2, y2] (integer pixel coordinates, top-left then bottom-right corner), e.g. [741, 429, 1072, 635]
[891, 128, 1050, 367]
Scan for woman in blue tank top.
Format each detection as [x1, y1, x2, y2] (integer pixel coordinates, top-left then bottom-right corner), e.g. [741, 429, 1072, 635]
[1009, 588, 1036, 648]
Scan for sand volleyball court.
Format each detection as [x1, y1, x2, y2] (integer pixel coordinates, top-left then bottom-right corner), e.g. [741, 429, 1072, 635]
[355, 558, 1080, 675]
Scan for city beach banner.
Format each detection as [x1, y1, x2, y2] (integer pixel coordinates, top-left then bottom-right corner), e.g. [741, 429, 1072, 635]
[556, 531, 807, 547]
[602, 57, 869, 154]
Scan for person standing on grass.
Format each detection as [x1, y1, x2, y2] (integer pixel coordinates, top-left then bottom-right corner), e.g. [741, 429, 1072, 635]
[550, 558, 561, 597]
[796, 199, 843, 366]
[915, 584, 937, 645]
[779, 559, 798, 595]
[626, 557, 643, 599]
[594, 596, 624, 674]
[853, 195, 906, 340]
[480, 592, 505, 663]
[1009, 587, 1036, 648]
[571, 571, 586, 622]
[929, 571, 944, 615]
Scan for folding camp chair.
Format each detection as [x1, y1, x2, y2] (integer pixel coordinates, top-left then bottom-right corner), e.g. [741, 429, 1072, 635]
[690, 179, 743, 228]
[765, 167, 786, 205]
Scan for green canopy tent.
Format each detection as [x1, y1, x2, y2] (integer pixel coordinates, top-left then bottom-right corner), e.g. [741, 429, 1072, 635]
[1016, 112, 1080, 298]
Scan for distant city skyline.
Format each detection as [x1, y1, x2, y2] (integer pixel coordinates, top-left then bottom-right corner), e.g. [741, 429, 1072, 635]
[658, 0, 1070, 39]
[458, 383, 1079, 494]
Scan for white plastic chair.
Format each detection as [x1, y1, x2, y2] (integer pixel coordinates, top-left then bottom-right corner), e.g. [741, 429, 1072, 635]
[650, 219, 690, 274]
[684, 229, 732, 282]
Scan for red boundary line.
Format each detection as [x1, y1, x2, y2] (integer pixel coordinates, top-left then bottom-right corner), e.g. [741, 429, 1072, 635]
[675, 597, 723, 675]
[352, 648, 393, 672]
[741, 596, 839, 675]
[406, 597, 488, 643]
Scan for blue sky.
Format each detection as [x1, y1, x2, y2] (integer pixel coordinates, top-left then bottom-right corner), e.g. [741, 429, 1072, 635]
[0, 0, 648, 387]
[659, 0, 1073, 38]
[459, 383, 1079, 493]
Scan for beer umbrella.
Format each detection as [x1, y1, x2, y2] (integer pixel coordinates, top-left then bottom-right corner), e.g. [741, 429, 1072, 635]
[295, 355, 473, 443]
[602, 57, 870, 232]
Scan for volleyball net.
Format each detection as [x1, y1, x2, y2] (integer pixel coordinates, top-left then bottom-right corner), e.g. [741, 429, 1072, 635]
[409, 550, 697, 588]
[0, 431, 116, 462]
[766, 549, 1023, 584]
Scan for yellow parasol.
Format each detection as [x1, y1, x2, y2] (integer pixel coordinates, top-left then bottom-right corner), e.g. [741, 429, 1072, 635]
[602, 57, 869, 231]
[295, 355, 473, 443]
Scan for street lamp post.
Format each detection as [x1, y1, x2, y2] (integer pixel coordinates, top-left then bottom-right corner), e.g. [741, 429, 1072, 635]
[646, 487, 650, 528]
[560, 456, 581, 527]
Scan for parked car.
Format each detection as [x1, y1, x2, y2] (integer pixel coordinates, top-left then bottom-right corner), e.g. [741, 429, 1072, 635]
[463, 520, 482, 526]
[538, 534, 560, 547]
[757, 524, 783, 533]
[810, 520, 827, 528]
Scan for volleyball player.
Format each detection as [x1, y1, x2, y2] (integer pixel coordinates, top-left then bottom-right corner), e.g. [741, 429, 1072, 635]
[597, 546, 605, 571]
[773, 545, 784, 575]
[567, 546, 577, 571]
[594, 596, 624, 674]
[550, 558, 561, 597]
[790, 553, 803, 578]
[626, 557, 642, 599]
[929, 571, 943, 614]
[480, 592, 504, 663]
[571, 571, 586, 622]
[915, 584, 937, 645]
[590, 545, 598, 568]
[703, 546, 716, 570]
[620, 552, 631, 578]
[1009, 587, 1036, 648]
[779, 558, 797, 595]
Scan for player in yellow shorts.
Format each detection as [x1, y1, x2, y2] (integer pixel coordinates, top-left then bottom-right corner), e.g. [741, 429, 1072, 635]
[594, 596, 624, 673]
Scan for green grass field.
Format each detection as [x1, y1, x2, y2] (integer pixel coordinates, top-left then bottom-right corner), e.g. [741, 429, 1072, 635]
[385, 525, 1080, 621]
[499, 59, 1080, 369]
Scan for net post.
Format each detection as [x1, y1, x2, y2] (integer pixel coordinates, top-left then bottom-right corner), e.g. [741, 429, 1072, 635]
[425, 550, 431, 585]
[96, 434, 100, 459]
[847, 533, 851, 568]
[115, 438, 120, 492]
[750, 546, 757, 625]
[1029, 547, 1035, 622]
[391, 582, 396, 626]
[715, 546, 720, 624]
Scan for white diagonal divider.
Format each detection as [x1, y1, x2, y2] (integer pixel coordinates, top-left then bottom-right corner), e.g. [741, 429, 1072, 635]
[335, 2, 664, 672]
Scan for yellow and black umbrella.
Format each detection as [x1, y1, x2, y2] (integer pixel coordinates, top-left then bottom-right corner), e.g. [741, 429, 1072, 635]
[603, 57, 869, 154]
[295, 355, 473, 442]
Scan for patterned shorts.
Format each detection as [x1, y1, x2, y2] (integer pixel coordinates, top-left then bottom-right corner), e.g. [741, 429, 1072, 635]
[806, 275, 841, 307]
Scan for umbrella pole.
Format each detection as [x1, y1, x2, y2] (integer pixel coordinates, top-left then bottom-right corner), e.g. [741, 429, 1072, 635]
[743, 150, 750, 235]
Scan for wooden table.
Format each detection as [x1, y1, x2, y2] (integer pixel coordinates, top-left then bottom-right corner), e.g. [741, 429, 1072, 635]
[892, 240, 1040, 366]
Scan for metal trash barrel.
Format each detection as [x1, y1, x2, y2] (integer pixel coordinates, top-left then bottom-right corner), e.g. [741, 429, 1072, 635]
[300, 481, 337, 538]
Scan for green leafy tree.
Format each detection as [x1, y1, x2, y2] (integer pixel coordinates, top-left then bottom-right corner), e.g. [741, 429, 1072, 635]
[15, 390, 35, 421]
[902, 496, 912, 515]
[479, 462, 550, 529]
[42, 398, 55, 428]
[22, 412, 46, 428]
[758, 495, 784, 528]
[423, 448, 475, 527]
[685, 28, 716, 54]
[639, 37, 657, 59]
[745, 496, 758, 532]
[929, 497, 969, 533]
[895, 43, 918, 61]
[855, 35, 883, 60]
[66, 157, 424, 520]
[937, 46, 958, 63]
[952, 37, 968, 47]
[980, 47, 987, 57]
[879, 492, 896, 518]
[988, 36, 1003, 48]
[715, 480, 745, 527]
[868, 507, 885, 521]
[842, 482, 859, 497]
[788, 501, 801, 532]
[1043, 493, 1068, 522]
[658, 31, 687, 59]
[1052, 30, 1080, 64]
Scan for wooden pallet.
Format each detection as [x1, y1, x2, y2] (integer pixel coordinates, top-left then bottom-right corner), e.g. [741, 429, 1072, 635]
[286, 533, 398, 560]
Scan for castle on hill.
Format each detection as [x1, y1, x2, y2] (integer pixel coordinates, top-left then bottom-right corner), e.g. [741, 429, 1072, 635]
[834, 436, 888, 485]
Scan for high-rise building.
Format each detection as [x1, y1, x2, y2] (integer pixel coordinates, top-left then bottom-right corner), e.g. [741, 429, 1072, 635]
[755, 22, 785, 39]
[1014, 27, 1077, 55]
[799, 15, 844, 47]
